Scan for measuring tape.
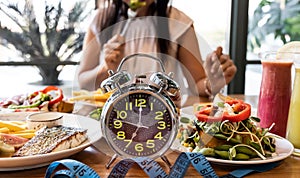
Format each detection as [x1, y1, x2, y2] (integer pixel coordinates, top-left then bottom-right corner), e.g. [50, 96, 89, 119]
[109, 152, 218, 178]
[45, 152, 217, 178]
[45, 159, 100, 178]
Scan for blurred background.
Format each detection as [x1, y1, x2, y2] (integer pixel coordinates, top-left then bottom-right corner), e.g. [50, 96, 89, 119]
[1, 0, 299, 97]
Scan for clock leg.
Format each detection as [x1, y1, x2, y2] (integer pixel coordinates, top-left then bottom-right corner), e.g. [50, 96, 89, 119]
[161, 155, 172, 168]
[106, 154, 118, 169]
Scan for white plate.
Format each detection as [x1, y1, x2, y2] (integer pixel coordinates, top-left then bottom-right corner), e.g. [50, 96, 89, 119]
[172, 106, 294, 165]
[180, 106, 196, 117]
[0, 112, 102, 171]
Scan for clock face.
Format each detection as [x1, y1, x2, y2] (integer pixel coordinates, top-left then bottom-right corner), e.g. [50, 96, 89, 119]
[103, 90, 176, 157]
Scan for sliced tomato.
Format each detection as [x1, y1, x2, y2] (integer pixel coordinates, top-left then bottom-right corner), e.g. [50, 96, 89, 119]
[195, 99, 251, 122]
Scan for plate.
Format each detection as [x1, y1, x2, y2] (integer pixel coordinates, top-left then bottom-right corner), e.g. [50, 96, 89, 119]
[180, 106, 196, 117]
[0, 112, 102, 171]
[172, 106, 294, 165]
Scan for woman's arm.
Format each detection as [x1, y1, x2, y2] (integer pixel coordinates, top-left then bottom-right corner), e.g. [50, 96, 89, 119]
[177, 25, 236, 97]
[77, 28, 104, 90]
[77, 25, 125, 90]
[176, 25, 210, 97]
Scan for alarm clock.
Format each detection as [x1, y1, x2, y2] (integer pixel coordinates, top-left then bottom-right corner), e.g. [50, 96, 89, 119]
[100, 53, 180, 168]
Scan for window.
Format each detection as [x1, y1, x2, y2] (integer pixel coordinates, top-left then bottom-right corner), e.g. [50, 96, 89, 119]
[0, 0, 95, 97]
[245, 0, 300, 95]
[245, 0, 264, 95]
[172, 0, 232, 52]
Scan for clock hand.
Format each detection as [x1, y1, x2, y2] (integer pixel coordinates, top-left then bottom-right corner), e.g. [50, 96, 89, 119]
[129, 124, 140, 142]
[120, 119, 149, 129]
[131, 130, 138, 140]
[135, 106, 151, 129]
[128, 106, 146, 142]
[137, 105, 143, 126]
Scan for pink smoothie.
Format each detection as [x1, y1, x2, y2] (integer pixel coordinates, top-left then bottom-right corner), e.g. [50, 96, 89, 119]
[257, 60, 293, 137]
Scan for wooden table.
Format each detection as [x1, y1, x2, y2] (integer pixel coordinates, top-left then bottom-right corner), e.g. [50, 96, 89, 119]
[1, 95, 300, 177]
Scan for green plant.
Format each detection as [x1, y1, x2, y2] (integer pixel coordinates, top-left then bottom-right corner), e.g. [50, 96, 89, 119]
[0, 0, 92, 85]
[248, 0, 300, 50]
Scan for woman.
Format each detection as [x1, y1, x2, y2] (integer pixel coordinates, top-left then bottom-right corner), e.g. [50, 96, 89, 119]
[77, 0, 236, 98]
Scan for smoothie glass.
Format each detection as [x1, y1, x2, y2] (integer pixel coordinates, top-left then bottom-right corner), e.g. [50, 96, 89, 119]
[257, 52, 293, 137]
[286, 53, 300, 156]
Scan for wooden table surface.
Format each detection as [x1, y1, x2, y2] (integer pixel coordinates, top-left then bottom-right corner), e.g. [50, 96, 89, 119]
[1, 95, 300, 177]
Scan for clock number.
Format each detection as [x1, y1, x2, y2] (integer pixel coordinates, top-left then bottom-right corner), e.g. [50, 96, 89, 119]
[135, 143, 143, 152]
[125, 102, 132, 110]
[114, 120, 122, 129]
[117, 110, 127, 119]
[157, 121, 166, 130]
[117, 131, 126, 140]
[154, 132, 163, 140]
[150, 102, 153, 111]
[155, 111, 163, 120]
[124, 139, 132, 148]
[146, 140, 155, 148]
[135, 99, 146, 107]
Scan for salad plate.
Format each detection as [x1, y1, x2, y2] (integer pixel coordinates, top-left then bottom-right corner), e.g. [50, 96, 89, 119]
[172, 106, 294, 165]
[0, 112, 102, 171]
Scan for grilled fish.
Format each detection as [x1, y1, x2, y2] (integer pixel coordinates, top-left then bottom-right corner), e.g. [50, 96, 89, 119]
[13, 125, 87, 157]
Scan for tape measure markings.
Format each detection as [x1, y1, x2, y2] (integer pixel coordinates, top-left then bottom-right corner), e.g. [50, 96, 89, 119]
[45, 153, 217, 178]
[109, 159, 135, 177]
[45, 159, 100, 178]
[169, 152, 218, 178]
[60, 159, 100, 177]
[168, 152, 190, 178]
[134, 157, 168, 178]
[186, 152, 218, 178]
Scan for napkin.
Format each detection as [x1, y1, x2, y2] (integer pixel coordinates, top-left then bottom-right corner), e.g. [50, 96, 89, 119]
[219, 161, 280, 178]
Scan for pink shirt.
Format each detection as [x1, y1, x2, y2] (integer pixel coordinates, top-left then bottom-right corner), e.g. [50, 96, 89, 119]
[89, 6, 201, 96]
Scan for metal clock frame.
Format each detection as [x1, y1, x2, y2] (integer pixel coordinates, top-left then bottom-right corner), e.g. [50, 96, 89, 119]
[100, 53, 180, 168]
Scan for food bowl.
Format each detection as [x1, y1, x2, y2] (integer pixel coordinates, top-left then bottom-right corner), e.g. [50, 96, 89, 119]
[26, 112, 63, 130]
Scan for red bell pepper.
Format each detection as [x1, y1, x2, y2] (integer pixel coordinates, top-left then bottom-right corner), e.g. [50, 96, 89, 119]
[195, 99, 251, 123]
[222, 100, 251, 122]
[195, 104, 223, 122]
[41, 86, 64, 106]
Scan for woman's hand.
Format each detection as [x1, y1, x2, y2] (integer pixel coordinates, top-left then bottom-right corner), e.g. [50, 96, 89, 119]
[103, 34, 125, 70]
[204, 47, 237, 93]
[219, 53, 237, 84]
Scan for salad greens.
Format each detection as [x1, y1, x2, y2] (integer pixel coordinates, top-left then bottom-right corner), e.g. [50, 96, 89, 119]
[177, 116, 277, 161]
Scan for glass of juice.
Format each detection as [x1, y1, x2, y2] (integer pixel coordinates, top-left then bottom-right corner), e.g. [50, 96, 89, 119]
[257, 52, 293, 137]
[286, 53, 300, 156]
